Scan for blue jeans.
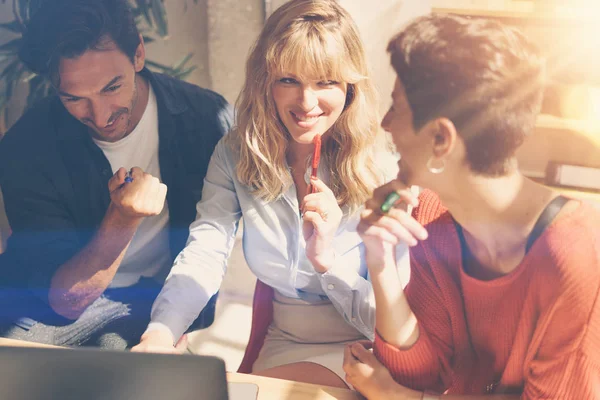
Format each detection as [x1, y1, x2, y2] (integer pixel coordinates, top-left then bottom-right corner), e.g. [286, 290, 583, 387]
[0, 278, 216, 350]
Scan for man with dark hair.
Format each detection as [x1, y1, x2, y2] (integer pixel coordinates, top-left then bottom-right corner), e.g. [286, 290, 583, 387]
[0, 0, 231, 349]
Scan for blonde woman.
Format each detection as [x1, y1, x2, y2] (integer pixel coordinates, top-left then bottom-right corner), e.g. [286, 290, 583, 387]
[133, 0, 406, 388]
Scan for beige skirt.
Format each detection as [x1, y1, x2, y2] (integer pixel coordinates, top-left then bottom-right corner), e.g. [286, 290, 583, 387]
[251, 290, 366, 382]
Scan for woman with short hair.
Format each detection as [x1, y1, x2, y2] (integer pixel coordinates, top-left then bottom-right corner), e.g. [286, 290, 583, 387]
[344, 14, 600, 399]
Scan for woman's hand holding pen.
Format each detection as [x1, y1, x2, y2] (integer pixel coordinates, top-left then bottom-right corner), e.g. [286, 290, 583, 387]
[301, 177, 343, 273]
[357, 179, 428, 273]
[107, 166, 168, 224]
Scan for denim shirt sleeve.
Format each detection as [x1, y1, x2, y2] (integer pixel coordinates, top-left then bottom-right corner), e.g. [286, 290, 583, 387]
[148, 138, 241, 342]
[317, 239, 410, 341]
[0, 146, 81, 294]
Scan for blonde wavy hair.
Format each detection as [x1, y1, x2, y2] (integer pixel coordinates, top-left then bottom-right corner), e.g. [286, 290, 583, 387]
[228, 0, 389, 210]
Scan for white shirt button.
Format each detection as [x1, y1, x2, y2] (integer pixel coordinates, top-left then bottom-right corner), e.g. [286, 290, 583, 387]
[327, 284, 335, 290]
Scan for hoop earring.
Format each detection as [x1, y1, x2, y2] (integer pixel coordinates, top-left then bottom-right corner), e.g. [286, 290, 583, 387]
[427, 157, 445, 174]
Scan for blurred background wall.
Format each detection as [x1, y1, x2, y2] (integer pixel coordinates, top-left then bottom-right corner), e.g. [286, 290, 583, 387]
[148, 0, 432, 113]
[3, 0, 600, 249]
[0, 0, 432, 251]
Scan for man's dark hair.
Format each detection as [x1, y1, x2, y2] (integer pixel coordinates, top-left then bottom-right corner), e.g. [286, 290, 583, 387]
[388, 14, 546, 176]
[19, 0, 141, 85]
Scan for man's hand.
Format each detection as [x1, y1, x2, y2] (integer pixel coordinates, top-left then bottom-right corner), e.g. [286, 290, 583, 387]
[131, 330, 187, 354]
[343, 341, 421, 400]
[108, 167, 167, 223]
[48, 167, 167, 319]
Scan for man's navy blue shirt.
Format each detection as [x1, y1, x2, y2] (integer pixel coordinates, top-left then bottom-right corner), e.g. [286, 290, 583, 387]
[0, 69, 233, 310]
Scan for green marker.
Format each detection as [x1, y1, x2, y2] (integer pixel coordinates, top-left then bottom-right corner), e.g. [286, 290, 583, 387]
[380, 191, 401, 213]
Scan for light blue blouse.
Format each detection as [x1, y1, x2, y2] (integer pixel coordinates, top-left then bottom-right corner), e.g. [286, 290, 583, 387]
[147, 137, 409, 342]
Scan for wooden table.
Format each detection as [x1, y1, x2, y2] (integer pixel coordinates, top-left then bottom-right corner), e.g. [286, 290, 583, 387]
[227, 372, 359, 400]
[0, 338, 360, 400]
[0, 337, 59, 347]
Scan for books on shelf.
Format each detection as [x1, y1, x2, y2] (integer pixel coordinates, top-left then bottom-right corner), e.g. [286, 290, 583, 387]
[546, 162, 600, 191]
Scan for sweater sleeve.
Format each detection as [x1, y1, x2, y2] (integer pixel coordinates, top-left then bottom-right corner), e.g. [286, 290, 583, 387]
[374, 253, 455, 392]
[523, 350, 600, 400]
[522, 227, 600, 400]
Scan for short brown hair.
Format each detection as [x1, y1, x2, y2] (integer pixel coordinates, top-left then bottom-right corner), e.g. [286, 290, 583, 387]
[388, 14, 545, 176]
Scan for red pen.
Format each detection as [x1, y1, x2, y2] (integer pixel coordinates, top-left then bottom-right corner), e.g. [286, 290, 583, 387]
[308, 134, 322, 195]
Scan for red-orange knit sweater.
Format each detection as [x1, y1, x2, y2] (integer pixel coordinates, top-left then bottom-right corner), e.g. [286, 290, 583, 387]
[374, 190, 600, 398]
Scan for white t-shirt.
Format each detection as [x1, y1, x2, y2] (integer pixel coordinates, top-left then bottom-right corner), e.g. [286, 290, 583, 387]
[93, 85, 171, 288]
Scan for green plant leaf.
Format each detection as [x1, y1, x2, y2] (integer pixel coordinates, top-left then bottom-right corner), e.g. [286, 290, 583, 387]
[183, 0, 198, 11]
[22, 72, 37, 82]
[3, 107, 9, 133]
[150, 0, 168, 37]
[0, 0, 198, 133]
[0, 59, 20, 80]
[4, 63, 25, 100]
[17, 0, 29, 25]
[133, 0, 153, 28]
[26, 74, 43, 106]
[0, 20, 24, 34]
[141, 35, 155, 44]
[173, 65, 197, 80]
[0, 93, 8, 112]
[144, 59, 172, 74]
[0, 38, 22, 54]
[25, 74, 50, 109]
[173, 53, 193, 71]
[0, 53, 17, 64]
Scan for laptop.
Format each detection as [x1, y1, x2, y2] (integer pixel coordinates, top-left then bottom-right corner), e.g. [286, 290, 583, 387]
[0, 346, 243, 400]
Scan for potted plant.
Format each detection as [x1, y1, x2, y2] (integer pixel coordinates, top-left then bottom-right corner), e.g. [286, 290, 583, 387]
[0, 0, 198, 135]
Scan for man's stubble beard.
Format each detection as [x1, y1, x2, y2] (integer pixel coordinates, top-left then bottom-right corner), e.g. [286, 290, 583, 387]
[120, 76, 139, 138]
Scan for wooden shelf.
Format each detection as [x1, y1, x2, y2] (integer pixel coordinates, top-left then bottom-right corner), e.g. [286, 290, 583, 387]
[433, 7, 536, 19]
[518, 114, 600, 179]
[549, 185, 600, 203]
[536, 114, 600, 134]
[432, 7, 595, 23]
[528, 178, 600, 203]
